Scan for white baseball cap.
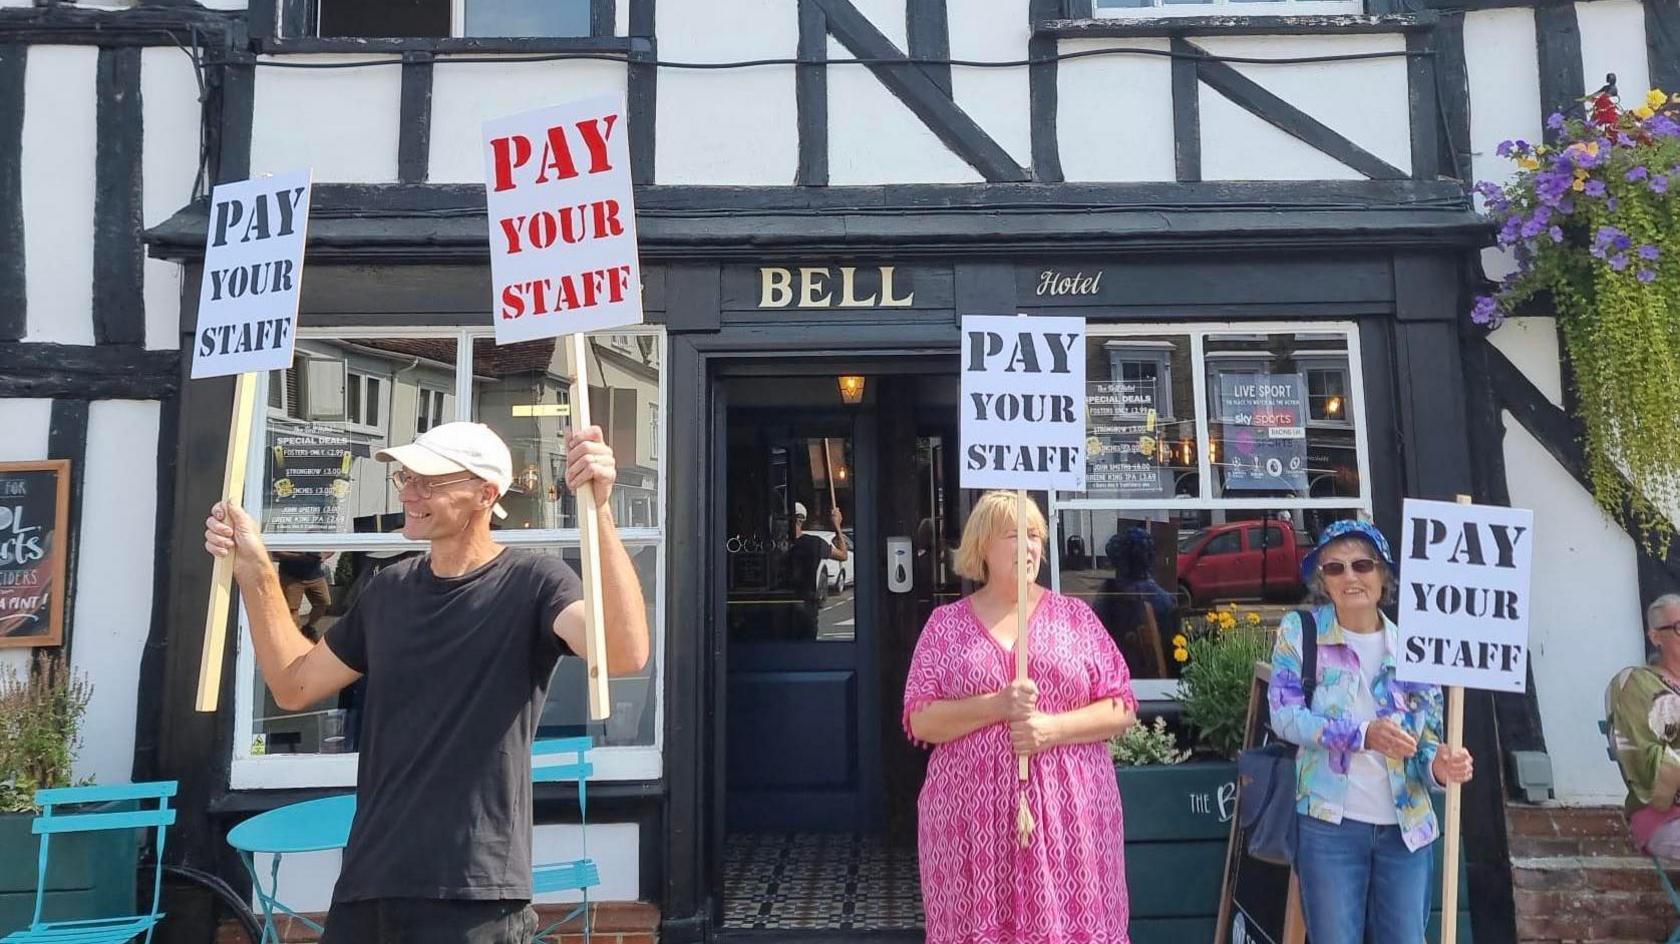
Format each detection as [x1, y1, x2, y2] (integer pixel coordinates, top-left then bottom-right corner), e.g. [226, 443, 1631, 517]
[375, 422, 512, 519]
[793, 502, 808, 519]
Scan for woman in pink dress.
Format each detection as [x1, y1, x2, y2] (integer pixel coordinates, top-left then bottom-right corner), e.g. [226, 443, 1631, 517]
[904, 490, 1137, 944]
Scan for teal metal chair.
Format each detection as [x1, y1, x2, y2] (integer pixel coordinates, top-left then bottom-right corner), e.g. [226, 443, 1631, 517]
[531, 737, 601, 944]
[2, 781, 178, 944]
[1602, 669, 1680, 944]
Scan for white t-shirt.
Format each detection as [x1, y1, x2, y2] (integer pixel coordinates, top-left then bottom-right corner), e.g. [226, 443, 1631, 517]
[1340, 627, 1399, 825]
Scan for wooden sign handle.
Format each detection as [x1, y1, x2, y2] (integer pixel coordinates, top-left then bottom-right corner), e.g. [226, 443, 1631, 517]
[1440, 492, 1473, 944]
[196, 371, 261, 713]
[1015, 489, 1030, 783]
[570, 333, 612, 722]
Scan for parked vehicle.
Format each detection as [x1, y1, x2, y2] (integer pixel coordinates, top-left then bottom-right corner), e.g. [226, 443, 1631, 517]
[804, 529, 855, 594]
[1175, 521, 1312, 607]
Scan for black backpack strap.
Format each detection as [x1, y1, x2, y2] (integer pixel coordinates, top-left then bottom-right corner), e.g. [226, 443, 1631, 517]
[1298, 609, 1319, 707]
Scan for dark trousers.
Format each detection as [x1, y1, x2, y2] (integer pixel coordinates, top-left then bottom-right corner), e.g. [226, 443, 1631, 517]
[319, 899, 536, 944]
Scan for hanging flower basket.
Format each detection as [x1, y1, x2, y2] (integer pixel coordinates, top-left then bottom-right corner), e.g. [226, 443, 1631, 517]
[1473, 89, 1680, 552]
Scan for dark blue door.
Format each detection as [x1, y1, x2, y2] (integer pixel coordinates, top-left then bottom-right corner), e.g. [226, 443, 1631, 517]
[723, 408, 881, 833]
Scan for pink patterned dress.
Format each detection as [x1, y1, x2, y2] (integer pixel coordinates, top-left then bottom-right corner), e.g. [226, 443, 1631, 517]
[903, 591, 1136, 944]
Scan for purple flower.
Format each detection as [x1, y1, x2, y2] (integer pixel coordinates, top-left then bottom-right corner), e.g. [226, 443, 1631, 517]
[1639, 244, 1661, 261]
[1549, 225, 1565, 243]
[1653, 176, 1670, 195]
[1496, 141, 1515, 158]
[1627, 166, 1651, 181]
[1594, 226, 1631, 251]
[1650, 115, 1680, 138]
[1520, 216, 1546, 238]
[1585, 179, 1608, 197]
[1470, 295, 1502, 325]
[1558, 197, 1576, 215]
[1608, 197, 1619, 212]
[1610, 254, 1630, 272]
[1499, 216, 1523, 247]
[1547, 112, 1566, 131]
[1638, 268, 1658, 283]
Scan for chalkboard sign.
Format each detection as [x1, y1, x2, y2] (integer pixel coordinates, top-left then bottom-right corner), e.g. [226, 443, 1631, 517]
[0, 461, 70, 649]
[1216, 661, 1305, 944]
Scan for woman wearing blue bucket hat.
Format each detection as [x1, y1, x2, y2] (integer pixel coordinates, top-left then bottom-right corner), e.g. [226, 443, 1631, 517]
[1268, 519, 1475, 944]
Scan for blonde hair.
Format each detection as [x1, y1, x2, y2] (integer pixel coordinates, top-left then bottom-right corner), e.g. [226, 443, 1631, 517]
[954, 490, 1048, 583]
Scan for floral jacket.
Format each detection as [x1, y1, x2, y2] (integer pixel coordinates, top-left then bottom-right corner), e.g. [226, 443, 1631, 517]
[1268, 605, 1446, 851]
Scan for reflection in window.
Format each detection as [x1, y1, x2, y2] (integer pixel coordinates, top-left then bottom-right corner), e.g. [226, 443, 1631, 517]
[1085, 337, 1196, 501]
[246, 544, 660, 754]
[1057, 507, 1362, 681]
[473, 335, 661, 532]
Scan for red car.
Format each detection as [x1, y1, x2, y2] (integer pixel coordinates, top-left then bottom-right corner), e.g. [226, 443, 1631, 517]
[1176, 520, 1312, 607]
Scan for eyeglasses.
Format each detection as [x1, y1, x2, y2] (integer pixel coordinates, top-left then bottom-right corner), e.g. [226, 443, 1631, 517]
[1320, 558, 1379, 577]
[1654, 622, 1680, 636]
[388, 470, 479, 499]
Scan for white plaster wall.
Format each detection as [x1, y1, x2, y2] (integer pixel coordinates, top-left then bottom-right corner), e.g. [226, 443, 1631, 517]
[1201, 81, 1361, 181]
[257, 823, 639, 913]
[141, 47, 202, 352]
[21, 46, 97, 346]
[1577, 0, 1651, 103]
[251, 56, 402, 182]
[1055, 39, 1175, 182]
[1503, 420, 1645, 804]
[68, 400, 160, 786]
[0, 400, 52, 679]
[848, 0, 909, 49]
[615, 1, 629, 38]
[428, 58, 626, 184]
[1488, 316, 1563, 408]
[654, 0, 797, 185]
[827, 37, 981, 185]
[949, 1, 1033, 171]
[1464, 9, 1543, 192]
[1196, 34, 1412, 177]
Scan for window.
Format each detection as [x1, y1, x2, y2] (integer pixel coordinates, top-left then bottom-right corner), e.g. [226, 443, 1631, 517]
[416, 387, 450, 434]
[1052, 323, 1372, 699]
[234, 328, 667, 787]
[1095, 0, 1361, 17]
[316, 0, 593, 39]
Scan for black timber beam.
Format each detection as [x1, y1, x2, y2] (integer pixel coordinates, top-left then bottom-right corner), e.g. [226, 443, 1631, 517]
[0, 343, 179, 400]
[94, 46, 146, 345]
[0, 43, 23, 342]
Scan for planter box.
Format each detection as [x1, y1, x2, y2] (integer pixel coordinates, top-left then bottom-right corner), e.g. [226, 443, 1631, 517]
[1117, 760, 1238, 943]
[1115, 762, 1472, 944]
[0, 808, 141, 936]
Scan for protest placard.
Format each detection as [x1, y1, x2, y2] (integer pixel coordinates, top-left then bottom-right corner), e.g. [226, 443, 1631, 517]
[959, 315, 1087, 492]
[483, 95, 642, 345]
[190, 170, 312, 380]
[1398, 498, 1535, 692]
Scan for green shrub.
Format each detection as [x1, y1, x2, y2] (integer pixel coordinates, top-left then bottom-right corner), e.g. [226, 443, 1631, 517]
[0, 656, 92, 813]
[1110, 716, 1190, 766]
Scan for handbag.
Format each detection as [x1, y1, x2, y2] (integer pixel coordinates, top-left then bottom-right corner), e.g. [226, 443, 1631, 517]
[1238, 609, 1317, 866]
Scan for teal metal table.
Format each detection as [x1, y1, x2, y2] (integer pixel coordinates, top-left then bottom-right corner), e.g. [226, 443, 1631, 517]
[226, 795, 356, 944]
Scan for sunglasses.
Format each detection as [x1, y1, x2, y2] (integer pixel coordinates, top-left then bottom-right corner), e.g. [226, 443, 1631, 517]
[1320, 558, 1379, 577]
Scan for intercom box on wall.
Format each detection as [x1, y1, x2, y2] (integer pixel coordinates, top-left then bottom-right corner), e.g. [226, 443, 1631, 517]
[887, 536, 912, 593]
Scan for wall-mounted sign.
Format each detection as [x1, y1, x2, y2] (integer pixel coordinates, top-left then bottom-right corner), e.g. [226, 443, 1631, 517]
[265, 429, 368, 534]
[0, 461, 69, 649]
[1086, 379, 1170, 499]
[758, 266, 914, 309]
[1034, 269, 1105, 298]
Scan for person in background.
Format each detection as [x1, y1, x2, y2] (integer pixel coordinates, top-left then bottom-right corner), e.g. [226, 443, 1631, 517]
[1608, 593, 1680, 862]
[1269, 519, 1475, 944]
[904, 490, 1136, 943]
[1100, 527, 1178, 677]
[787, 500, 847, 636]
[273, 550, 333, 641]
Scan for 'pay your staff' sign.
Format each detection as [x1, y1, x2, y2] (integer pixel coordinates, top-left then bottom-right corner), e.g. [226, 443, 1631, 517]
[483, 95, 642, 343]
[960, 316, 1087, 492]
[190, 170, 312, 380]
[1398, 499, 1535, 692]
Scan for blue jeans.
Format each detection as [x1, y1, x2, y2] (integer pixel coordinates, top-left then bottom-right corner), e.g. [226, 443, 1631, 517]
[1295, 814, 1433, 944]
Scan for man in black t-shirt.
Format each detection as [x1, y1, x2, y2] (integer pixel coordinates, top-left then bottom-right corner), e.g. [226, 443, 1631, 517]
[787, 501, 847, 637]
[205, 421, 650, 944]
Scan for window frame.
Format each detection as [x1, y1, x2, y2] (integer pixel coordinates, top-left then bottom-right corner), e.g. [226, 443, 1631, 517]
[1049, 320, 1374, 701]
[301, 0, 612, 41]
[231, 324, 668, 788]
[1092, 0, 1364, 18]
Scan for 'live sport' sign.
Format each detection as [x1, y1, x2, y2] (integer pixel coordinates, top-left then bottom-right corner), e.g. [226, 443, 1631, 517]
[483, 95, 643, 343]
[1397, 499, 1535, 692]
[190, 170, 313, 380]
[960, 316, 1087, 492]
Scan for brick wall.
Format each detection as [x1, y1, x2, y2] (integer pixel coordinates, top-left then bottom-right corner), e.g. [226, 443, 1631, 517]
[217, 901, 659, 944]
[1508, 804, 1678, 943]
